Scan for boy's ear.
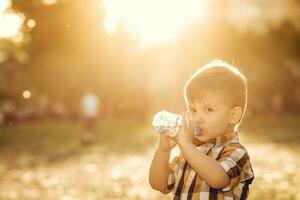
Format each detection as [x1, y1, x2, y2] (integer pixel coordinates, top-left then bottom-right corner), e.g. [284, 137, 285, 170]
[229, 106, 243, 124]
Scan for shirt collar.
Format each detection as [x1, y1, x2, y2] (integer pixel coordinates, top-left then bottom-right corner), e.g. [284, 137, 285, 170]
[193, 131, 239, 147]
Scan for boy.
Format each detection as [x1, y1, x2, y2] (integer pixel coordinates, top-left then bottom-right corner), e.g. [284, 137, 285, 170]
[149, 60, 254, 199]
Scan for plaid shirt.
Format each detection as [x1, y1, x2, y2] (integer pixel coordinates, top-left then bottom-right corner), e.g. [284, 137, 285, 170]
[162, 132, 254, 200]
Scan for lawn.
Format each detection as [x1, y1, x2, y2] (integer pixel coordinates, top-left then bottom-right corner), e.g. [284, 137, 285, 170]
[0, 113, 299, 200]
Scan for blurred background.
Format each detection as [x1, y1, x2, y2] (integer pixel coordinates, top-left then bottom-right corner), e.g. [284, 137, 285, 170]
[0, 0, 299, 199]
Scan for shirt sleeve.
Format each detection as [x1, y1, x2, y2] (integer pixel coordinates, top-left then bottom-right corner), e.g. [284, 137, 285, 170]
[217, 143, 254, 192]
[161, 154, 181, 194]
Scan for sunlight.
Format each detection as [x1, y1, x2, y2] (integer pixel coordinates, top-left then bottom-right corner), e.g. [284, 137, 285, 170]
[41, 0, 59, 5]
[0, 0, 24, 39]
[0, 0, 10, 13]
[102, 0, 207, 48]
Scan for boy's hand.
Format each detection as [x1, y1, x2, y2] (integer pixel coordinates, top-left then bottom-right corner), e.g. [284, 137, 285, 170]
[158, 135, 177, 152]
[176, 111, 195, 145]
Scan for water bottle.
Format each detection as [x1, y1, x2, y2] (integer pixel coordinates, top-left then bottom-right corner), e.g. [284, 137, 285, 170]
[152, 111, 201, 138]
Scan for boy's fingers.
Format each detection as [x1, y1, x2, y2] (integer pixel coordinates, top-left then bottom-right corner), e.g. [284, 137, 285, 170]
[191, 116, 195, 131]
[185, 111, 193, 133]
[185, 111, 189, 129]
[188, 111, 193, 130]
[174, 119, 181, 136]
[181, 112, 186, 129]
[192, 113, 196, 132]
[194, 135, 201, 141]
[175, 117, 180, 130]
[185, 111, 190, 129]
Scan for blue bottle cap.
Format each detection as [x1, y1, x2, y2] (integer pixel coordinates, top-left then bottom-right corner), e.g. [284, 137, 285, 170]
[194, 127, 201, 136]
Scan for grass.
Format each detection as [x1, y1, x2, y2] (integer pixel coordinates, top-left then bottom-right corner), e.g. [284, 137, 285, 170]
[240, 112, 300, 144]
[0, 113, 299, 200]
[0, 118, 155, 168]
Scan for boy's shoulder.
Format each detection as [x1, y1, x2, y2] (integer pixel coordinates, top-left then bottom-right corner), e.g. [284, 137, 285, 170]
[217, 131, 248, 151]
[222, 141, 248, 150]
[215, 141, 251, 163]
[212, 134, 250, 159]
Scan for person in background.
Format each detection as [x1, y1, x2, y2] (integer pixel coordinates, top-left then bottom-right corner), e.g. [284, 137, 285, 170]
[80, 92, 100, 145]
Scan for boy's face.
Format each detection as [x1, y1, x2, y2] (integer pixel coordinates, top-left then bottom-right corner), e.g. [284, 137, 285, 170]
[188, 91, 235, 142]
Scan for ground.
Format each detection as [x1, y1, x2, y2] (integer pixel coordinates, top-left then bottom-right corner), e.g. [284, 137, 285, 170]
[0, 114, 299, 200]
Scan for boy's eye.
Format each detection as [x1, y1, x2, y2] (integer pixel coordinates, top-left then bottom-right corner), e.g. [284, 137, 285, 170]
[190, 108, 197, 113]
[205, 107, 214, 112]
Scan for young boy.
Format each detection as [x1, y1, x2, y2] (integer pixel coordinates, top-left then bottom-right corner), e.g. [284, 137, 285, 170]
[149, 60, 254, 199]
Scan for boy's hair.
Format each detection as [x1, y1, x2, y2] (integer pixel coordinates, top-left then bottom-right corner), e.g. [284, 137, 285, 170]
[183, 60, 248, 127]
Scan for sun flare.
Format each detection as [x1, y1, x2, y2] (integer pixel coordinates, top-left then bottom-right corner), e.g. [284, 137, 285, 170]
[0, 0, 24, 40]
[102, 0, 207, 48]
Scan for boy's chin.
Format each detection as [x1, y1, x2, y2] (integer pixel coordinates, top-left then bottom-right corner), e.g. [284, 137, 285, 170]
[194, 135, 210, 143]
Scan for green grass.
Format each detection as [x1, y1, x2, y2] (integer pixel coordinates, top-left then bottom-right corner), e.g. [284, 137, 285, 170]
[0, 120, 81, 152]
[240, 113, 300, 144]
[0, 113, 299, 170]
[0, 114, 299, 200]
[0, 118, 156, 168]
[1, 113, 299, 160]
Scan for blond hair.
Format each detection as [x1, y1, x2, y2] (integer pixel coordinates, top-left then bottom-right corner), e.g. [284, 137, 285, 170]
[184, 60, 248, 125]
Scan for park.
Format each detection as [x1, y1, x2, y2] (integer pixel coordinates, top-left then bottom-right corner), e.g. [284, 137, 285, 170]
[1, 0, 300, 199]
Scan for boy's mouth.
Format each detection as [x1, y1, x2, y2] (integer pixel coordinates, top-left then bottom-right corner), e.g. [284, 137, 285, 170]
[200, 128, 206, 135]
[195, 127, 205, 136]
[194, 127, 201, 136]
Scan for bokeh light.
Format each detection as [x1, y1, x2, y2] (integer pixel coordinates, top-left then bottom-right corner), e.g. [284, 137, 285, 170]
[0, 0, 10, 13]
[22, 90, 31, 99]
[0, 0, 24, 39]
[26, 19, 36, 28]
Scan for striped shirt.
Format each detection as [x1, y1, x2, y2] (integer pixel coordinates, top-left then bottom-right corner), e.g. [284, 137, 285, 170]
[162, 132, 254, 200]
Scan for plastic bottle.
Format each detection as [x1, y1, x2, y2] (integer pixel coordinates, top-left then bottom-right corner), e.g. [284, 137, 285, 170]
[152, 110, 201, 138]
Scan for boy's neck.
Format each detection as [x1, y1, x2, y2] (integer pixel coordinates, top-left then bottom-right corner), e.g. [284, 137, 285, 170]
[225, 124, 236, 135]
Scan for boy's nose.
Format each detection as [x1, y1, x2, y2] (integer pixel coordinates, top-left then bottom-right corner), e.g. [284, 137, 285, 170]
[197, 118, 205, 123]
[192, 116, 205, 123]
